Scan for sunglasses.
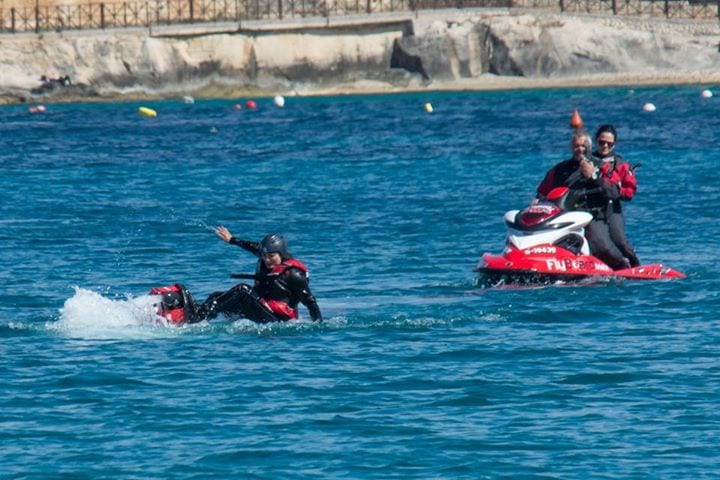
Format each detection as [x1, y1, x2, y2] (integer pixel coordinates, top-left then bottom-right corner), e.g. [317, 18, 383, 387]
[598, 140, 615, 147]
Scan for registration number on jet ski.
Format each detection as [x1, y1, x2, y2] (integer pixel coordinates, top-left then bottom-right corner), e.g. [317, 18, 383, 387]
[524, 246, 557, 254]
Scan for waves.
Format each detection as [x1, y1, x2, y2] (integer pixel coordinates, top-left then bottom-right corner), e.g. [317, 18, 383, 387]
[2, 87, 720, 478]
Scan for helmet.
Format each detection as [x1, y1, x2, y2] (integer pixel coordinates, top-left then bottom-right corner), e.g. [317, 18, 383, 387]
[595, 124, 617, 142]
[260, 233, 290, 258]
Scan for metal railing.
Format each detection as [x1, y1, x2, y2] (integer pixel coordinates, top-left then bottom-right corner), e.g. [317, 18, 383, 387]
[0, 0, 717, 33]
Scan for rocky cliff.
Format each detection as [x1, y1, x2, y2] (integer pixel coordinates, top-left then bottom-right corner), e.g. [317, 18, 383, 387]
[1, 10, 719, 103]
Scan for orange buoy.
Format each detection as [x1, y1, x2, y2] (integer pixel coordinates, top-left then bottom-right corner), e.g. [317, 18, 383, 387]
[570, 108, 584, 129]
[245, 100, 257, 109]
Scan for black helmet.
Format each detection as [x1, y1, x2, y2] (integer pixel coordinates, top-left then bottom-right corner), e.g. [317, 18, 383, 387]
[595, 124, 617, 142]
[260, 233, 290, 258]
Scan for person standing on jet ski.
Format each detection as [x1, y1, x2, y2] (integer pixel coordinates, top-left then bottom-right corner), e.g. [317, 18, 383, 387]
[535, 129, 632, 270]
[194, 228, 322, 323]
[589, 124, 640, 267]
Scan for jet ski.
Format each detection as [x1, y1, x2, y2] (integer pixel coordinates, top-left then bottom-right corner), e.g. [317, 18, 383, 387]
[475, 186, 686, 287]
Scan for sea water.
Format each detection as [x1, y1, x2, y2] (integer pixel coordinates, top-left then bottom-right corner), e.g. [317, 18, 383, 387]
[1, 87, 719, 479]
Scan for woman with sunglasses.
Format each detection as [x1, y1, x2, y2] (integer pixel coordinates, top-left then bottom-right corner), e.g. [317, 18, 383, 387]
[535, 129, 633, 270]
[590, 124, 640, 267]
[194, 227, 322, 323]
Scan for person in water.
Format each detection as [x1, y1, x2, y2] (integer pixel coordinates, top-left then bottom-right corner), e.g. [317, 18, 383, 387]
[590, 124, 640, 267]
[193, 228, 322, 323]
[535, 129, 632, 270]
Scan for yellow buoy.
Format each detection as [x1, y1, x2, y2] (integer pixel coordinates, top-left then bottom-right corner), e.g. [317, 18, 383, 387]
[138, 106, 157, 118]
[424, 102, 433, 113]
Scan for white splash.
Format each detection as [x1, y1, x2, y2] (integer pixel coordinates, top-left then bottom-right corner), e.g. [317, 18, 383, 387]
[50, 287, 175, 339]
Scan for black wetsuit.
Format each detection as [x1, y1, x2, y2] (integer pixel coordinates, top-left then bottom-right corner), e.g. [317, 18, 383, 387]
[192, 238, 322, 323]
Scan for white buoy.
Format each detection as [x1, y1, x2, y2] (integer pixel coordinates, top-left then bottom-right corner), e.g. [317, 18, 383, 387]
[642, 103, 656, 112]
[183, 95, 195, 104]
[701, 89, 713, 98]
[424, 102, 433, 113]
[273, 95, 285, 108]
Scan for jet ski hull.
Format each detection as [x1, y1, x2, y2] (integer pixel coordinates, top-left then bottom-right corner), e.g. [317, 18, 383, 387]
[477, 187, 686, 287]
[477, 249, 686, 287]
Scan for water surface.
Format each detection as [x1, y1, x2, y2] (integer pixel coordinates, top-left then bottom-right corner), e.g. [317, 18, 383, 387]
[1, 87, 719, 478]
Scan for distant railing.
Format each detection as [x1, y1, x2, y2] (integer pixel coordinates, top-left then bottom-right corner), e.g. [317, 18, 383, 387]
[0, 0, 717, 33]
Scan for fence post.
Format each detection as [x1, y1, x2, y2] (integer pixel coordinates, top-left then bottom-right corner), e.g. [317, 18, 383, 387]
[189, 0, 194, 21]
[664, 0, 668, 17]
[11, 7, 15, 32]
[278, 0, 282, 18]
[100, 3, 105, 28]
[559, 0, 564, 12]
[366, 0, 370, 13]
[611, 0, 616, 14]
[35, 0, 39, 32]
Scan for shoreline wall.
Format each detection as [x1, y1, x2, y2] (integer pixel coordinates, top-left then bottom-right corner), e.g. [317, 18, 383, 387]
[1, 10, 719, 103]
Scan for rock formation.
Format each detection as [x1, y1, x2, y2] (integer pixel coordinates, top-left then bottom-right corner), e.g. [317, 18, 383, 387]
[1, 10, 719, 103]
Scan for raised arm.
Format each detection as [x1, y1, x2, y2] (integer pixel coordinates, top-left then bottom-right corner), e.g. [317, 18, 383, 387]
[214, 226, 261, 257]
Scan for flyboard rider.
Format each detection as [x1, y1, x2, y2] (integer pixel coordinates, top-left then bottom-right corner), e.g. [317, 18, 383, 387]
[152, 228, 322, 324]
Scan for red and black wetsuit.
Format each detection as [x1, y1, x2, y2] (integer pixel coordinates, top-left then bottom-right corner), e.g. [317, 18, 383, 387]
[197, 237, 322, 323]
[589, 151, 639, 267]
[536, 156, 636, 270]
[536, 158, 593, 198]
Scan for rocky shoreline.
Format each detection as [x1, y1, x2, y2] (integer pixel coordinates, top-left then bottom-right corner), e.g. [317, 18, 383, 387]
[2, 9, 719, 104]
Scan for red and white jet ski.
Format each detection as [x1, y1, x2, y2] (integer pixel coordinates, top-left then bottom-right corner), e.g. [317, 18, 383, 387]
[476, 187, 686, 286]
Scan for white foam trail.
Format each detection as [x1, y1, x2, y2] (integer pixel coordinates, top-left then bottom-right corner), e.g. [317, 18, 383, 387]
[50, 287, 176, 339]
[49, 288, 333, 338]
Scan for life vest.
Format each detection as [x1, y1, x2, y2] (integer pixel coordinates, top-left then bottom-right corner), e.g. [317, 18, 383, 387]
[256, 259, 309, 320]
[268, 258, 308, 275]
[599, 155, 636, 201]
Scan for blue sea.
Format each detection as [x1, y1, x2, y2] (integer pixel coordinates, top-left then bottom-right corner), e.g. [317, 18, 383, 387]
[2, 86, 719, 479]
